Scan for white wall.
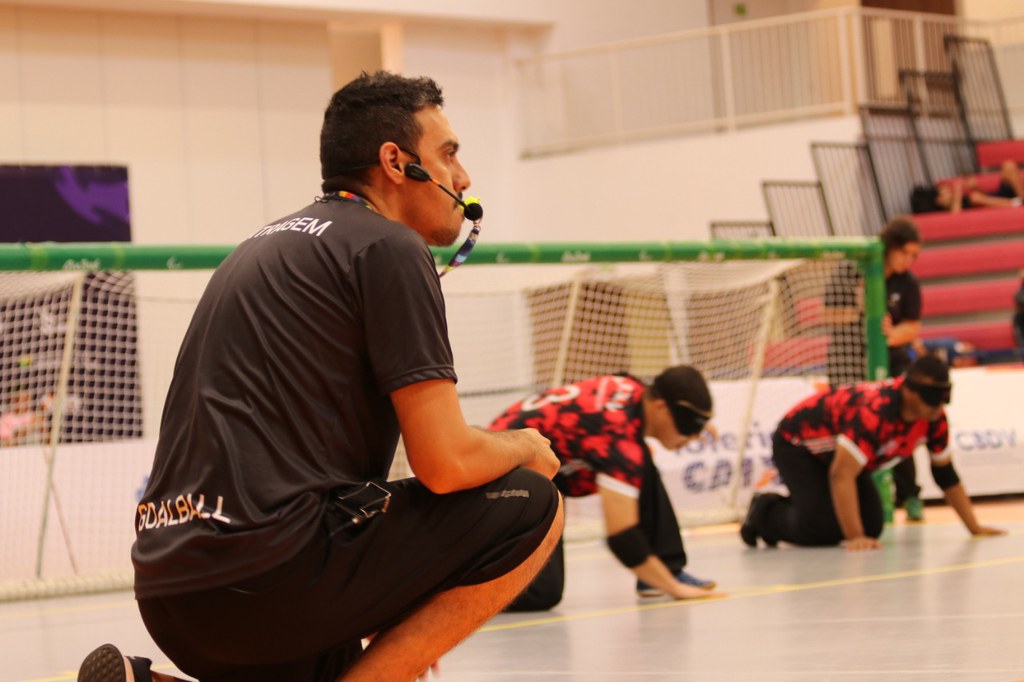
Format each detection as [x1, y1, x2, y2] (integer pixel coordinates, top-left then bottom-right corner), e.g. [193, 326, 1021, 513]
[536, 1, 709, 52]
[709, 0, 855, 25]
[507, 116, 864, 242]
[401, 17, 865, 243]
[959, 0, 1024, 22]
[19, 0, 709, 52]
[0, 1, 725, 247]
[0, 5, 329, 245]
[0, 1, 864, 247]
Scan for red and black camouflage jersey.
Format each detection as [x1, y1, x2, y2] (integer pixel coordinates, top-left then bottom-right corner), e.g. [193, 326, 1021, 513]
[775, 377, 950, 471]
[489, 374, 648, 498]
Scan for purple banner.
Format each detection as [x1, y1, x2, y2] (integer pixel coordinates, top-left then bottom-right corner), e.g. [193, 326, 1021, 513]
[0, 165, 130, 242]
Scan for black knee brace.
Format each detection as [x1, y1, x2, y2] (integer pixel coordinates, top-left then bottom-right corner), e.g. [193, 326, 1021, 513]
[931, 462, 961, 490]
[606, 525, 652, 568]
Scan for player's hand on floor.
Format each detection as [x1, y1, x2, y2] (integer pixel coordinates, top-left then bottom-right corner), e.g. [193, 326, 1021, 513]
[842, 536, 881, 551]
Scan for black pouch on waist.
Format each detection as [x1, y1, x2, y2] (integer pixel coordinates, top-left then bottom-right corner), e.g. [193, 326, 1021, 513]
[330, 481, 391, 530]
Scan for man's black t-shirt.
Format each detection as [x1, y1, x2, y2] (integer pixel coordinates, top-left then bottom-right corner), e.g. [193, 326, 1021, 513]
[885, 270, 922, 375]
[133, 199, 457, 598]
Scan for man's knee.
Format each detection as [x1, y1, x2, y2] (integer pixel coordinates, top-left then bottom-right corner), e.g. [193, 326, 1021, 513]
[455, 470, 562, 588]
[491, 468, 562, 533]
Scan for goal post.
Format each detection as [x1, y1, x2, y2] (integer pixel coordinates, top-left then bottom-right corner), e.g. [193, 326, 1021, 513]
[0, 238, 884, 599]
[429, 238, 887, 532]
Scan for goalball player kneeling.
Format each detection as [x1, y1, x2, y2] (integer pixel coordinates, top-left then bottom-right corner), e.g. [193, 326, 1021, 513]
[491, 366, 723, 610]
[741, 355, 1005, 551]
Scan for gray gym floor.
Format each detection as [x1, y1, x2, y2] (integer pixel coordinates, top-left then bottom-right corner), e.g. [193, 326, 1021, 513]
[5, 501, 1023, 682]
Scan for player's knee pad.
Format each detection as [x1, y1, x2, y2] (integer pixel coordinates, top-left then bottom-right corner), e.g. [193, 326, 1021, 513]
[931, 463, 961, 490]
[606, 525, 652, 568]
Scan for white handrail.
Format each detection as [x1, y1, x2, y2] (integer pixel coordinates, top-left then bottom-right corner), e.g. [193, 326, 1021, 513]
[516, 6, 1024, 157]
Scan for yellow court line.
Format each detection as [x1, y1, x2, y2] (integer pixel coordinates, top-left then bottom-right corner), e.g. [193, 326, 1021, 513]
[481, 553, 1024, 632]
[15, 553, 1024, 681]
[0, 598, 137, 622]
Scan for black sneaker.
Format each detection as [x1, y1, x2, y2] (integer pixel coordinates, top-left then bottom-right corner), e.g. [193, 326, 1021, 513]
[740, 493, 778, 548]
[78, 643, 152, 682]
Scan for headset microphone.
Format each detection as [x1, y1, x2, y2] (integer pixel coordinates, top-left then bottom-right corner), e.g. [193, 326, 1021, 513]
[405, 163, 484, 221]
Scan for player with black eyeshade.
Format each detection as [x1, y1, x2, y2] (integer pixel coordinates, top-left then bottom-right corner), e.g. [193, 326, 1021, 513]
[740, 355, 1006, 551]
[489, 366, 723, 610]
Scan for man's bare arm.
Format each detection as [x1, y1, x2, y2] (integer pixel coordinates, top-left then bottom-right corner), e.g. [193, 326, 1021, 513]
[829, 447, 881, 551]
[941, 481, 1006, 536]
[392, 379, 558, 493]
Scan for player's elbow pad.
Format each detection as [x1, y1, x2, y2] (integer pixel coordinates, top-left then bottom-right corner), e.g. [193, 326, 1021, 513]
[606, 525, 652, 568]
[931, 462, 961, 490]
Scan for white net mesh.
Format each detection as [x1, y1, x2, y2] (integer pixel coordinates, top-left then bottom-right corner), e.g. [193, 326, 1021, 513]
[0, 270, 216, 600]
[442, 260, 865, 424]
[415, 259, 866, 536]
[0, 256, 868, 599]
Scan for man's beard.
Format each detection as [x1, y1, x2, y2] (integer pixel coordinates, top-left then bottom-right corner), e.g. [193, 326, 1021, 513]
[430, 221, 462, 247]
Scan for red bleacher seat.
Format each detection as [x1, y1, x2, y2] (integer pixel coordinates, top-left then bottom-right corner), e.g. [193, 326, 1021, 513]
[796, 296, 823, 328]
[920, 321, 1016, 351]
[921, 278, 1020, 317]
[762, 336, 827, 372]
[976, 140, 1024, 169]
[912, 206, 1024, 243]
[913, 238, 1024, 279]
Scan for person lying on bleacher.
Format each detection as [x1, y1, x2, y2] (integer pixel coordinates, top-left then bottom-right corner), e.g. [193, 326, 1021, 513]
[934, 160, 1024, 213]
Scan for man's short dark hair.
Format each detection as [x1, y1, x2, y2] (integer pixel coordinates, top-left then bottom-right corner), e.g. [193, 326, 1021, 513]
[880, 217, 921, 255]
[906, 354, 950, 384]
[320, 71, 444, 190]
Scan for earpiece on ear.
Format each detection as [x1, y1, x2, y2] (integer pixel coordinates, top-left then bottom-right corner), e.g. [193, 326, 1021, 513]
[404, 163, 433, 183]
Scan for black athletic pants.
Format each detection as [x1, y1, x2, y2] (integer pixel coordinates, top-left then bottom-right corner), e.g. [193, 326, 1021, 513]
[891, 456, 921, 507]
[138, 468, 560, 682]
[757, 436, 884, 546]
[506, 449, 685, 611]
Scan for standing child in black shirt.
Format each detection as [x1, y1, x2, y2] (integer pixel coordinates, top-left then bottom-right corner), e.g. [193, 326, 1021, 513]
[879, 218, 926, 521]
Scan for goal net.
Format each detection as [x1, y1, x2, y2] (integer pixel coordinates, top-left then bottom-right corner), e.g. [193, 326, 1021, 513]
[0, 239, 884, 600]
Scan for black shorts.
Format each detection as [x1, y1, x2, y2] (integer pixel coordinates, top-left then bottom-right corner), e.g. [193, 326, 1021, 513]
[138, 468, 560, 682]
[996, 180, 1018, 199]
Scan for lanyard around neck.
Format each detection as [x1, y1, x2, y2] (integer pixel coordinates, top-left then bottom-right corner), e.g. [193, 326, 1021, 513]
[332, 191, 378, 213]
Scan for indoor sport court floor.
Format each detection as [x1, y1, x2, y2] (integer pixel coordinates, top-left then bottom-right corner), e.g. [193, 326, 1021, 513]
[5, 500, 1024, 682]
